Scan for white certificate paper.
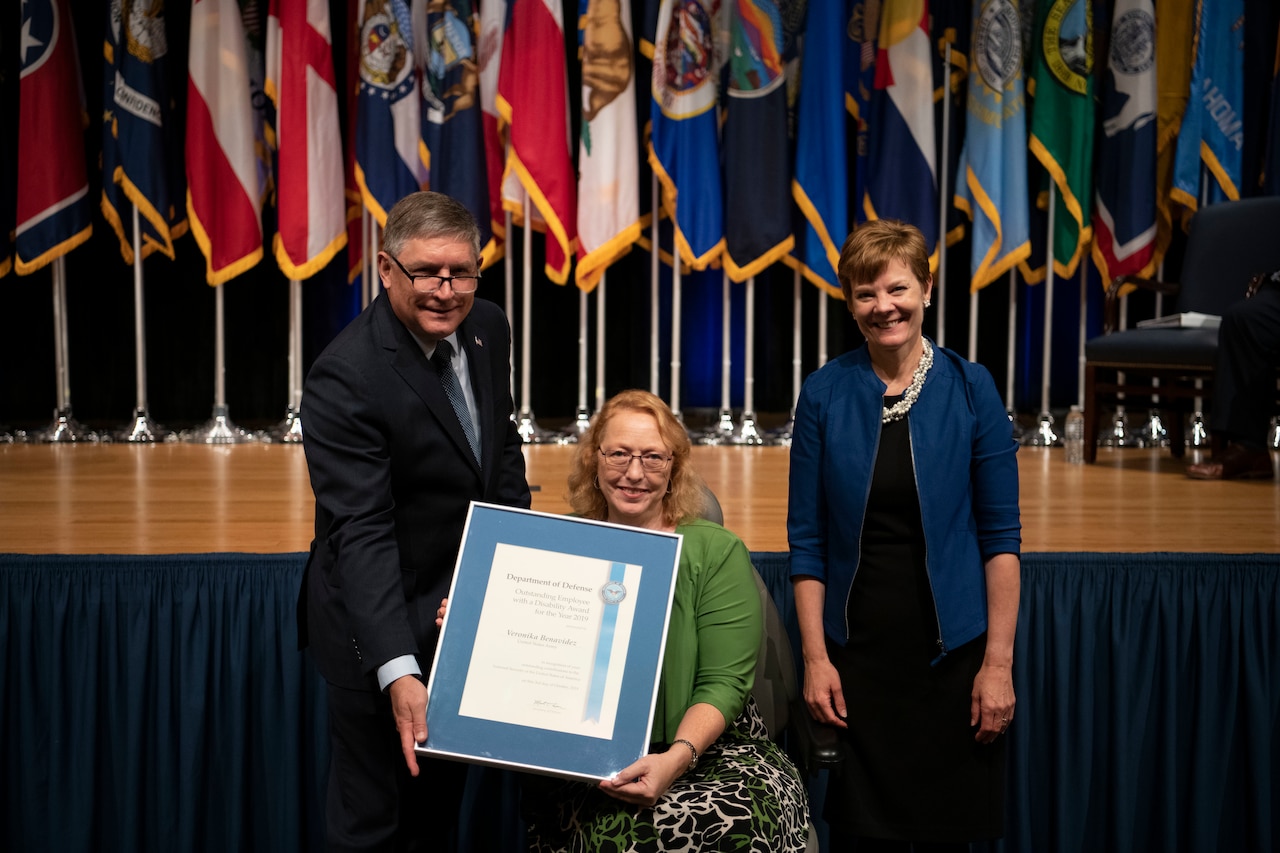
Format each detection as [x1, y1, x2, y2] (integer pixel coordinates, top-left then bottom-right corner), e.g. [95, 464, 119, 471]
[457, 544, 640, 738]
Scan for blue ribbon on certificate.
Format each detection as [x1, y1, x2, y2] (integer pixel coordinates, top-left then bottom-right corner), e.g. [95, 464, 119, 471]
[585, 562, 627, 722]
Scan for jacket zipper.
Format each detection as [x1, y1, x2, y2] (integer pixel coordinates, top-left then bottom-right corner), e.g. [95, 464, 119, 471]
[908, 418, 947, 661]
[842, 421, 879, 642]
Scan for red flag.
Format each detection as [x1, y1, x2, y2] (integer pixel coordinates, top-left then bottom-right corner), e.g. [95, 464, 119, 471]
[186, 0, 265, 285]
[266, 0, 347, 280]
[15, 0, 92, 274]
[497, 0, 578, 284]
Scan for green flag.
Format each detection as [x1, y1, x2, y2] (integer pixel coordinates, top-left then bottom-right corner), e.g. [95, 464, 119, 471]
[1028, 0, 1095, 279]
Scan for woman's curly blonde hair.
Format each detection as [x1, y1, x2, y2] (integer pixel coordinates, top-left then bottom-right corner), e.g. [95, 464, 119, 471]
[566, 389, 707, 527]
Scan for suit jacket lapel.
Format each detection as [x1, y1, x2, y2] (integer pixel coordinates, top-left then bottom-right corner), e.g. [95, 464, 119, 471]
[374, 297, 481, 474]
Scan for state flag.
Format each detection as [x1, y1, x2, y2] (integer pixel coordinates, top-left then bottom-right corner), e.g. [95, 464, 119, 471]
[266, 0, 347, 279]
[497, 0, 578, 283]
[648, 0, 727, 270]
[1172, 0, 1245, 210]
[722, 0, 798, 282]
[15, 0, 93, 275]
[789, 0, 851, 297]
[355, 0, 428, 227]
[576, 0, 642, 291]
[101, 0, 187, 265]
[186, 0, 267, 284]
[1153, 0, 1193, 263]
[864, 0, 938, 270]
[954, 0, 1032, 292]
[416, 0, 493, 263]
[1091, 0, 1157, 286]
[1028, 0, 1095, 279]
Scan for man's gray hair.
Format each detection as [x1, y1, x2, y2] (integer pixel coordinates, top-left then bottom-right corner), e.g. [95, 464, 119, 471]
[382, 192, 482, 261]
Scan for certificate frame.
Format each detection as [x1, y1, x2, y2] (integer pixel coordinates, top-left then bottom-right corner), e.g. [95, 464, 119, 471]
[417, 502, 682, 781]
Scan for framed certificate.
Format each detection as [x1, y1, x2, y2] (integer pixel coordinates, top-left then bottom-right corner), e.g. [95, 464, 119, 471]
[417, 502, 682, 781]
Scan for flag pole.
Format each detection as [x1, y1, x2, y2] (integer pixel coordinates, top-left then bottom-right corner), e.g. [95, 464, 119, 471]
[700, 271, 735, 444]
[269, 278, 305, 443]
[37, 257, 93, 442]
[505, 209, 515, 401]
[118, 204, 168, 442]
[735, 274, 763, 444]
[1101, 282, 1130, 446]
[817, 287, 829, 369]
[650, 172, 660, 396]
[1028, 184, 1058, 446]
[1077, 259, 1088, 410]
[1189, 167, 1212, 449]
[769, 266, 803, 445]
[1142, 258, 1168, 446]
[558, 284, 591, 442]
[935, 40, 952, 349]
[182, 282, 251, 443]
[1005, 270, 1024, 439]
[362, 209, 372, 308]
[968, 288, 979, 362]
[670, 236, 683, 424]
[594, 274, 607, 414]
[516, 196, 549, 443]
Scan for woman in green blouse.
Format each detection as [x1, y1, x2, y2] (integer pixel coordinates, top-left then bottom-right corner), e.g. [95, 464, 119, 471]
[523, 389, 809, 853]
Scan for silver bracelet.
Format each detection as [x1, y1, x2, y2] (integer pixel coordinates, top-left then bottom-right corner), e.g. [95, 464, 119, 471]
[671, 738, 698, 772]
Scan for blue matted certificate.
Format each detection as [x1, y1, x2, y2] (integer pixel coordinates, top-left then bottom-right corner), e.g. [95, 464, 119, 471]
[417, 502, 682, 781]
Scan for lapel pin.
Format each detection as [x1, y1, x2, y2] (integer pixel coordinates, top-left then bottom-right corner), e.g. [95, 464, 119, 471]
[474, 336, 483, 347]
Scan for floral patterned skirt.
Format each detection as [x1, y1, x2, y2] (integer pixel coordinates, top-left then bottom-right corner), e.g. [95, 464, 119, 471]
[524, 696, 810, 853]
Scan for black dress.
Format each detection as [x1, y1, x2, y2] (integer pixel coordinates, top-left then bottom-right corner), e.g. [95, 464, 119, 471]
[823, 403, 1005, 843]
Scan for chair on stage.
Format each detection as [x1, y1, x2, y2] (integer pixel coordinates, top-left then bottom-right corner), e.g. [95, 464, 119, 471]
[749, 562, 843, 853]
[1082, 196, 1280, 462]
[701, 484, 841, 852]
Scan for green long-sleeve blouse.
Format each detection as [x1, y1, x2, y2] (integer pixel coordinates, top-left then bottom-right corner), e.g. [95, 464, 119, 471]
[649, 518, 763, 742]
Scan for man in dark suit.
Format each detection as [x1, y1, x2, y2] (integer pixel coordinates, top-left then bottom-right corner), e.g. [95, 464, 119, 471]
[300, 191, 530, 850]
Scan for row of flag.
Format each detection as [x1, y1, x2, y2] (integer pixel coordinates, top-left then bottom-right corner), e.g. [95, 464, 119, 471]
[6, 0, 1280, 304]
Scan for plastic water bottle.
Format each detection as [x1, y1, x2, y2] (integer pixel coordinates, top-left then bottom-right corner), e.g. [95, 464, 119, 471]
[1063, 405, 1085, 464]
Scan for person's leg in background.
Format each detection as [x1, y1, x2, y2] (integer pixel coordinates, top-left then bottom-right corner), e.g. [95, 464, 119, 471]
[1187, 279, 1280, 480]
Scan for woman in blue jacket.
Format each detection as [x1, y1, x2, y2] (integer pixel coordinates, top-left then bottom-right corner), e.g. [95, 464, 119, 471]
[787, 220, 1021, 850]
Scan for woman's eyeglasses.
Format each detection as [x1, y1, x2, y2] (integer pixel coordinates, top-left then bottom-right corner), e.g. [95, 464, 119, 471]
[598, 449, 672, 471]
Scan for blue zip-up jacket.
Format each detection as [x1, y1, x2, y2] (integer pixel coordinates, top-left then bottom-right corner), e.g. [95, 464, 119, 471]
[787, 340, 1021, 658]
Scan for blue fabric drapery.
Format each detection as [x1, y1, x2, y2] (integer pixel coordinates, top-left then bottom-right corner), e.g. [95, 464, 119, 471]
[3, 551, 1278, 852]
[0, 554, 329, 852]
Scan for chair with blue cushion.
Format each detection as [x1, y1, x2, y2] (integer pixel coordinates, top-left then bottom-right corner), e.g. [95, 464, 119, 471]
[1082, 197, 1280, 462]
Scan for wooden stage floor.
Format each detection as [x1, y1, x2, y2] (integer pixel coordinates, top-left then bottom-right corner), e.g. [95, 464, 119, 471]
[1, 441, 1278, 555]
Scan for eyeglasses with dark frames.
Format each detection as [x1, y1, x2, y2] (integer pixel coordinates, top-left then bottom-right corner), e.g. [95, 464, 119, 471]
[598, 449, 672, 471]
[387, 253, 481, 294]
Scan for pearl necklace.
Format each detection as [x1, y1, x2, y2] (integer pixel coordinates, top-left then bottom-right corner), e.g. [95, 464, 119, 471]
[881, 338, 933, 424]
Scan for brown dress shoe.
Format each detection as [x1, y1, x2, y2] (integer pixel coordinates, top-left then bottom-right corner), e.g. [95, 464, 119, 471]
[1186, 444, 1275, 480]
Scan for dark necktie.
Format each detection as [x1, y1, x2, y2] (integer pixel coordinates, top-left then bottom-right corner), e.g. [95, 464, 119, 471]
[432, 340, 480, 465]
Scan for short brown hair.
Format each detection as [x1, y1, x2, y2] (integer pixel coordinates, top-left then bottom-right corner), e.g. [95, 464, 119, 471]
[837, 219, 931, 303]
[382, 191, 481, 262]
[567, 390, 706, 527]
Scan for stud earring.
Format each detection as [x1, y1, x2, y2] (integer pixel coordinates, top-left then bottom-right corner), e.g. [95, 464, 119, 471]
[924, 299, 931, 308]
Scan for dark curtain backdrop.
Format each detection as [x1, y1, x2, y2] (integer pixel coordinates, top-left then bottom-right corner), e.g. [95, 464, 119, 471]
[3, 551, 1279, 852]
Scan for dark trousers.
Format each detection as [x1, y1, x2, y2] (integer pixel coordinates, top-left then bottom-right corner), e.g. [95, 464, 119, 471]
[324, 683, 468, 853]
[1210, 280, 1280, 447]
